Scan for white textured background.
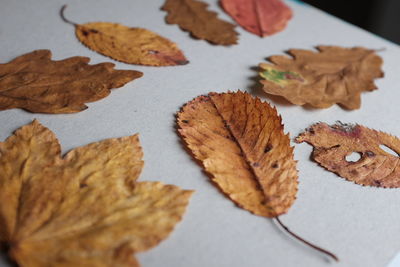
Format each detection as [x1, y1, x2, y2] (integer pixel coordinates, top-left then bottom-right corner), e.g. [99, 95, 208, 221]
[1, 0, 400, 266]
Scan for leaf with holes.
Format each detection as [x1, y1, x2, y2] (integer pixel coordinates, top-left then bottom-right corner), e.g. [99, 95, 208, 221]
[259, 46, 383, 110]
[60, 6, 188, 66]
[221, 0, 292, 37]
[177, 91, 298, 217]
[0, 120, 193, 267]
[0, 50, 142, 114]
[296, 122, 400, 188]
[162, 0, 238, 45]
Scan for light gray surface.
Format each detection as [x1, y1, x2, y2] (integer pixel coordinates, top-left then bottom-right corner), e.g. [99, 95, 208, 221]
[1, 0, 400, 266]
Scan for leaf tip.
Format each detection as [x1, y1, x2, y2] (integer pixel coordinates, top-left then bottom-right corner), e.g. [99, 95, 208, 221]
[175, 59, 189, 65]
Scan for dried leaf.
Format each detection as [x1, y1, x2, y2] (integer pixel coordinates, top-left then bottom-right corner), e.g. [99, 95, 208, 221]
[221, 0, 292, 37]
[0, 120, 193, 266]
[162, 0, 238, 45]
[177, 91, 298, 217]
[180, 93, 339, 261]
[259, 46, 384, 110]
[296, 122, 400, 188]
[61, 6, 188, 66]
[0, 50, 142, 114]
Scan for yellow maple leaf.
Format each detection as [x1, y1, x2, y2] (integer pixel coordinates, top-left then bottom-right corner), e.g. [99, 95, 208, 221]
[0, 120, 193, 267]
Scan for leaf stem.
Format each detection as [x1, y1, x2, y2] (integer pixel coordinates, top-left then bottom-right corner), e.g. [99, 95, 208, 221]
[60, 5, 78, 26]
[274, 216, 339, 262]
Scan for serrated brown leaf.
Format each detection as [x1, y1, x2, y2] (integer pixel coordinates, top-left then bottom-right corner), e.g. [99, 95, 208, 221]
[221, 0, 292, 37]
[0, 120, 193, 267]
[296, 122, 400, 188]
[0, 50, 142, 114]
[259, 46, 384, 110]
[177, 91, 298, 217]
[162, 0, 238, 45]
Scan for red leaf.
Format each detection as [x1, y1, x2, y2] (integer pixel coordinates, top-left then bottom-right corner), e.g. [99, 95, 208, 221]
[221, 0, 292, 37]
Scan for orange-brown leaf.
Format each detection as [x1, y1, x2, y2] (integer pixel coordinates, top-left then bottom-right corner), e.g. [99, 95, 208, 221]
[296, 122, 400, 188]
[0, 50, 142, 113]
[221, 0, 292, 37]
[162, 0, 238, 45]
[0, 120, 193, 267]
[75, 23, 189, 66]
[177, 91, 298, 217]
[259, 46, 384, 110]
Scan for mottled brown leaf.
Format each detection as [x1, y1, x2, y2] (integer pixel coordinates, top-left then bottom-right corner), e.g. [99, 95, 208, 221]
[162, 0, 238, 45]
[177, 91, 298, 217]
[61, 6, 188, 66]
[296, 122, 400, 188]
[0, 120, 193, 267]
[259, 46, 383, 110]
[221, 0, 292, 37]
[0, 50, 142, 114]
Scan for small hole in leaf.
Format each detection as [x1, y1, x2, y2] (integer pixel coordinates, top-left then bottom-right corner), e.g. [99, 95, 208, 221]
[379, 144, 399, 157]
[345, 152, 362, 162]
[148, 50, 159, 55]
[264, 144, 273, 153]
[365, 151, 375, 157]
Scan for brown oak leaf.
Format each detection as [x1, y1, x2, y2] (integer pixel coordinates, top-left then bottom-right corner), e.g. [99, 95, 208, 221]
[221, 0, 292, 37]
[0, 50, 142, 114]
[61, 6, 188, 66]
[162, 0, 238, 45]
[177, 91, 298, 217]
[0, 120, 193, 267]
[296, 122, 400, 188]
[259, 46, 384, 110]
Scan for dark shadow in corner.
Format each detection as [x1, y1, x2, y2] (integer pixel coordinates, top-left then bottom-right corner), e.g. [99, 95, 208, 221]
[0, 245, 18, 267]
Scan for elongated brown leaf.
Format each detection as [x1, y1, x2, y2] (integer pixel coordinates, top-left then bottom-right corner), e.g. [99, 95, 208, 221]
[221, 0, 292, 37]
[61, 6, 188, 66]
[162, 0, 238, 45]
[259, 46, 384, 110]
[177, 91, 298, 217]
[0, 50, 142, 114]
[1, 120, 193, 267]
[296, 122, 400, 188]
